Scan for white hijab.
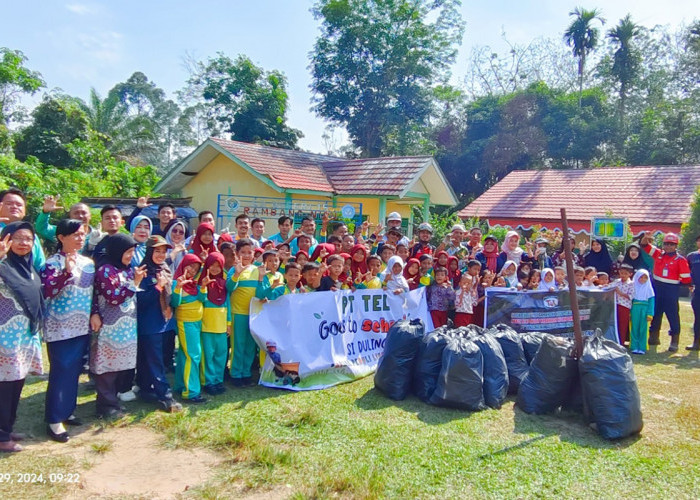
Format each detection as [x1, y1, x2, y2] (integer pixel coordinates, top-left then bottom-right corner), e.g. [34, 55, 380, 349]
[501, 260, 518, 288]
[385, 255, 409, 292]
[633, 269, 655, 301]
[538, 268, 556, 291]
[501, 230, 524, 263]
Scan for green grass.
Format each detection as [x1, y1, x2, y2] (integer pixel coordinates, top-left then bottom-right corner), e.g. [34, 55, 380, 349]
[2, 302, 699, 499]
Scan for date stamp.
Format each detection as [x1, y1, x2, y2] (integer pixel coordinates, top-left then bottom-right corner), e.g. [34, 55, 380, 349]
[0, 472, 80, 484]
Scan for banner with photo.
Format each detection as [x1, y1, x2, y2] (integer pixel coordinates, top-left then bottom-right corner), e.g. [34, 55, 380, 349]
[485, 288, 618, 342]
[249, 288, 433, 391]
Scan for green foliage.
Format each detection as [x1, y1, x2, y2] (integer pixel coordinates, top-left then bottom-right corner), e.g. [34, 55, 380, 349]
[186, 54, 302, 149]
[310, 0, 464, 157]
[680, 186, 700, 255]
[12, 95, 89, 167]
[0, 47, 45, 123]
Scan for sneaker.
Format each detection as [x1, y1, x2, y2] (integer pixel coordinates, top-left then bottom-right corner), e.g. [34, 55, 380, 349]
[214, 383, 226, 395]
[203, 385, 218, 395]
[159, 399, 183, 413]
[117, 390, 137, 402]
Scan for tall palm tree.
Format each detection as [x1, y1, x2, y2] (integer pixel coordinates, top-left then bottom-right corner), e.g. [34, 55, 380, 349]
[80, 88, 156, 163]
[564, 7, 605, 107]
[608, 15, 641, 133]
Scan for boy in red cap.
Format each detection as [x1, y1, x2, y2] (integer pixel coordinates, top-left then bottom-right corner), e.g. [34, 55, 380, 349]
[641, 232, 691, 351]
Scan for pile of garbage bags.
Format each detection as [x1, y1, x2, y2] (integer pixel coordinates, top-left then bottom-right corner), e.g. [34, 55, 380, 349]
[374, 320, 643, 440]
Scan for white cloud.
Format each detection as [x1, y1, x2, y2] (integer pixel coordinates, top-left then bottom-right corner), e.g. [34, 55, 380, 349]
[65, 3, 94, 15]
[76, 31, 124, 64]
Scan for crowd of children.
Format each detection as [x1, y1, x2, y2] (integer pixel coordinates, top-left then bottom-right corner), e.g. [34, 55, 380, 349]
[0, 186, 696, 453]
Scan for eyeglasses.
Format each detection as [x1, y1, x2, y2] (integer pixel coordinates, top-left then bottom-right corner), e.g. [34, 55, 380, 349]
[172, 229, 185, 234]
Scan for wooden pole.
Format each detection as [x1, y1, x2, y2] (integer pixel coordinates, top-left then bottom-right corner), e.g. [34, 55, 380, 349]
[561, 208, 583, 358]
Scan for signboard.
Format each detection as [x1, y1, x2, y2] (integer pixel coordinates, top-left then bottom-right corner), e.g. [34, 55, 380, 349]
[485, 288, 618, 342]
[216, 194, 363, 232]
[591, 217, 627, 241]
[249, 288, 433, 391]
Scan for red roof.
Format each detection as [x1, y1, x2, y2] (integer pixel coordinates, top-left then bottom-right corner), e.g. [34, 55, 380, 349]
[458, 165, 700, 232]
[210, 138, 434, 196]
[211, 137, 335, 192]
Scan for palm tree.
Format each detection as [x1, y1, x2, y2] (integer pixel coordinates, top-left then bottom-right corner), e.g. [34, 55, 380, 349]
[80, 88, 156, 163]
[608, 15, 641, 133]
[564, 7, 605, 107]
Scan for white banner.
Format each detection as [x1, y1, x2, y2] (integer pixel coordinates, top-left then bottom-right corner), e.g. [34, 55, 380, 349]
[249, 288, 433, 391]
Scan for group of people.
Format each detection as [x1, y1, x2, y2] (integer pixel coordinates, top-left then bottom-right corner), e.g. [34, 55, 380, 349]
[0, 187, 698, 454]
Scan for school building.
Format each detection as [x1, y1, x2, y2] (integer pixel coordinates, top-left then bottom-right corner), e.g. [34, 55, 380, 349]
[458, 165, 700, 236]
[154, 137, 457, 237]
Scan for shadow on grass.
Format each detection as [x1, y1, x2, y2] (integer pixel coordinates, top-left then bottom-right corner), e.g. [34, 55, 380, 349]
[630, 346, 699, 369]
[354, 387, 479, 424]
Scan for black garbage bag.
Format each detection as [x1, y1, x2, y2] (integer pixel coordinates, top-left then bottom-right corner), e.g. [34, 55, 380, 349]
[429, 337, 486, 411]
[412, 326, 452, 402]
[579, 331, 643, 440]
[517, 335, 578, 414]
[374, 319, 425, 400]
[488, 324, 529, 394]
[473, 333, 509, 409]
[562, 370, 584, 414]
[519, 331, 547, 365]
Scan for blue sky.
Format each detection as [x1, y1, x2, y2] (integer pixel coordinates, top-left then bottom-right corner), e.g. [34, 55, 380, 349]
[2, 1, 696, 153]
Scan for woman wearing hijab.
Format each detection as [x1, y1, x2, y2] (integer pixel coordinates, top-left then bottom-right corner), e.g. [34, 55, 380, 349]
[622, 243, 650, 272]
[475, 236, 505, 273]
[40, 220, 95, 443]
[630, 269, 655, 354]
[0, 222, 44, 453]
[499, 230, 529, 268]
[91, 233, 146, 419]
[164, 219, 189, 273]
[583, 238, 613, 275]
[136, 236, 182, 413]
[129, 215, 153, 268]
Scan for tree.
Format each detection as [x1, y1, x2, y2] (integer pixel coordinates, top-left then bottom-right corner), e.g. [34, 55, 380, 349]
[680, 187, 700, 256]
[564, 7, 605, 107]
[310, 0, 464, 157]
[606, 15, 641, 133]
[184, 54, 302, 149]
[13, 94, 89, 167]
[0, 48, 45, 124]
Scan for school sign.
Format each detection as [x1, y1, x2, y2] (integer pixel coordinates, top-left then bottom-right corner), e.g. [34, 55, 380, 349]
[249, 288, 433, 391]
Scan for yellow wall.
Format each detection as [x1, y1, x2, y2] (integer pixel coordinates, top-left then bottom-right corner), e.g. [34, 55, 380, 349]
[182, 154, 426, 237]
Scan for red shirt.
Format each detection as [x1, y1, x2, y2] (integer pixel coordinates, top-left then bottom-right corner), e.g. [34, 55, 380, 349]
[642, 244, 691, 285]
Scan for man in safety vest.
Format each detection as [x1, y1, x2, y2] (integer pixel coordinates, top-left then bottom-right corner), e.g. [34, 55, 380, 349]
[641, 232, 692, 351]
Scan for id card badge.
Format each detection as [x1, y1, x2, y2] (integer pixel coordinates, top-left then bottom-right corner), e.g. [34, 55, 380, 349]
[662, 267, 669, 277]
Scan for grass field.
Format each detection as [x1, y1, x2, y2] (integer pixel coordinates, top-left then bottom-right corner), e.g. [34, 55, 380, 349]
[1, 302, 699, 499]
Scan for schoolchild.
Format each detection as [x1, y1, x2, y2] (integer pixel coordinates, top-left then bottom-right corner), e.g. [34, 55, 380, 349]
[199, 252, 229, 396]
[227, 238, 260, 386]
[260, 262, 302, 300]
[554, 266, 567, 289]
[355, 255, 383, 289]
[350, 244, 369, 282]
[295, 250, 310, 267]
[597, 272, 610, 286]
[403, 258, 421, 290]
[573, 266, 585, 287]
[418, 254, 434, 287]
[500, 260, 519, 288]
[454, 274, 475, 327]
[427, 267, 455, 327]
[318, 254, 345, 291]
[301, 262, 322, 292]
[171, 253, 206, 403]
[191, 223, 217, 262]
[383, 256, 410, 294]
[612, 264, 634, 345]
[256, 251, 285, 299]
[396, 242, 410, 263]
[537, 268, 557, 292]
[630, 269, 655, 355]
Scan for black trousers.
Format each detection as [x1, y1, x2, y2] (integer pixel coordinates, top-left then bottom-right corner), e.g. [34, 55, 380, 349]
[45, 335, 90, 424]
[136, 334, 172, 402]
[0, 379, 25, 442]
[94, 370, 131, 416]
[162, 329, 176, 371]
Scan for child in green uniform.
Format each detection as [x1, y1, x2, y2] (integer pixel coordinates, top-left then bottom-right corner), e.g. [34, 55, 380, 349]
[171, 253, 207, 403]
[199, 252, 229, 395]
[227, 239, 259, 386]
[256, 251, 284, 300]
[630, 269, 655, 355]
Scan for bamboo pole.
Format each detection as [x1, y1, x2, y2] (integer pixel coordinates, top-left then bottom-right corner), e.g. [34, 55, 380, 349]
[561, 208, 583, 358]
